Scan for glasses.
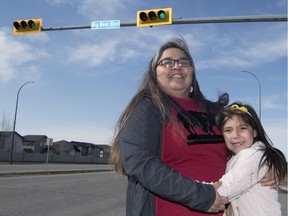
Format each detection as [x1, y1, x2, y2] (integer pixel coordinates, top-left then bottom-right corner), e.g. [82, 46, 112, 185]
[229, 104, 252, 117]
[157, 58, 191, 68]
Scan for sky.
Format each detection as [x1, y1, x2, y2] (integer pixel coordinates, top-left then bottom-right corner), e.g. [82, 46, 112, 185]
[0, 0, 287, 157]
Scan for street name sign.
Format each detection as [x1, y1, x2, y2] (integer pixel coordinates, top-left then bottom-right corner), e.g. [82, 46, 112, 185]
[91, 20, 120, 29]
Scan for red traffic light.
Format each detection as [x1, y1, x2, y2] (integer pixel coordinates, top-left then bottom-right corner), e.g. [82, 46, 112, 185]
[139, 12, 148, 22]
[13, 21, 21, 30]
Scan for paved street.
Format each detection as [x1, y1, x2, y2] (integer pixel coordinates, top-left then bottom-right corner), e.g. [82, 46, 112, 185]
[0, 171, 126, 216]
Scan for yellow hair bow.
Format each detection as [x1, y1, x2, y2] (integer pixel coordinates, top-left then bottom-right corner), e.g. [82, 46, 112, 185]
[229, 104, 252, 117]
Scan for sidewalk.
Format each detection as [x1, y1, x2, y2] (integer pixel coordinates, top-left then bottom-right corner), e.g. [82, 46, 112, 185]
[0, 163, 113, 177]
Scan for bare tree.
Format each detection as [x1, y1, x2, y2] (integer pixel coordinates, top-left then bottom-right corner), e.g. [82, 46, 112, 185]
[0, 112, 11, 131]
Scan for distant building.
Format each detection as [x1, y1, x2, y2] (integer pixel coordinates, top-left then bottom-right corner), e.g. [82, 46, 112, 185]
[0, 131, 23, 152]
[22, 135, 48, 153]
[71, 141, 110, 158]
[0, 131, 110, 160]
[53, 140, 81, 156]
[52, 141, 110, 158]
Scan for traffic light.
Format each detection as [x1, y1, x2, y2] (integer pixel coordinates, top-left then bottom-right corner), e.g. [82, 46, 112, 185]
[13, 18, 42, 35]
[137, 8, 172, 27]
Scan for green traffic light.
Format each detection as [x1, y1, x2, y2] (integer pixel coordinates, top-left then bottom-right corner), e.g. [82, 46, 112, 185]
[28, 20, 36, 29]
[158, 10, 166, 20]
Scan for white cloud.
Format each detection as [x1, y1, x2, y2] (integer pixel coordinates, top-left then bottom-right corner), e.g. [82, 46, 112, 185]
[0, 30, 49, 84]
[66, 38, 119, 67]
[45, 0, 73, 6]
[119, 48, 141, 61]
[262, 94, 287, 110]
[196, 24, 287, 70]
[77, 0, 127, 20]
[239, 37, 287, 63]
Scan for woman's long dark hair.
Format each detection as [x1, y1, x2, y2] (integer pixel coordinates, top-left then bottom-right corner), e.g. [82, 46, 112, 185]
[110, 36, 229, 175]
[216, 102, 287, 183]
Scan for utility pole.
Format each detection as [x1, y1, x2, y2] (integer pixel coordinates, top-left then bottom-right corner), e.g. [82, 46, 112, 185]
[10, 81, 35, 164]
[241, 70, 262, 120]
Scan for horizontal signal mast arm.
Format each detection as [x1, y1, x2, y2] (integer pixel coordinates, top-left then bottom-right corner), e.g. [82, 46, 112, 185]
[172, 14, 288, 24]
[41, 14, 288, 31]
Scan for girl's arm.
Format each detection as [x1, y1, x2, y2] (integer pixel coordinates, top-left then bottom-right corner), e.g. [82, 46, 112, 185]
[216, 144, 268, 201]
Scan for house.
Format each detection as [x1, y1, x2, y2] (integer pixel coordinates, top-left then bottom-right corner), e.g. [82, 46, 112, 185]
[22, 135, 48, 153]
[0, 131, 23, 152]
[94, 144, 110, 158]
[53, 140, 81, 156]
[52, 140, 110, 158]
[71, 141, 102, 156]
[70, 142, 110, 158]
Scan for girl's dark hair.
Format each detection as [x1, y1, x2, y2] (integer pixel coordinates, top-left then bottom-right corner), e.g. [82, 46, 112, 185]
[216, 102, 287, 183]
[110, 36, 229, 175]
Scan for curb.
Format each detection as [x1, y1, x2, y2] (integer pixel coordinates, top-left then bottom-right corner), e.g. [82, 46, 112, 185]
[0, 169, 114, 177]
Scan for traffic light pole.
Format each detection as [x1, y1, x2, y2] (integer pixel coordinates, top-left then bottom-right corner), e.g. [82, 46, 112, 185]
[41, 14, 287, 31]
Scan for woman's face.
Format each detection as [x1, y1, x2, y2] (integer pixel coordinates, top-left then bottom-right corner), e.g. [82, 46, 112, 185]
[222, 115, 257, 154]
[156, 48, 193, 99]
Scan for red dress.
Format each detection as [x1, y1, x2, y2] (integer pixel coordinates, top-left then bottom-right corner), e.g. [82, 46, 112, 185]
[156, 97, 227, 216]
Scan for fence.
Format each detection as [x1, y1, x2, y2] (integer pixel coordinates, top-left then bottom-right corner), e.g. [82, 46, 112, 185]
[0, 151, 108, 164]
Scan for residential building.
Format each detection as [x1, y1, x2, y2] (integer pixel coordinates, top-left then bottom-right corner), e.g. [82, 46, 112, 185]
[22, 135, 48, 153]
[0, 131, 23, 152]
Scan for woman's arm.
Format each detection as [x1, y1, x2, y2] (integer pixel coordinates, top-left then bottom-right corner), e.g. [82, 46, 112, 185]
[259, 166, 278, 189]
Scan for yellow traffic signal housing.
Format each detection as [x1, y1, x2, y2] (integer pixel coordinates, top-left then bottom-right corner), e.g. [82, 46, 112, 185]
[137, 8, 172, 27]
[13, 18, 42, 35]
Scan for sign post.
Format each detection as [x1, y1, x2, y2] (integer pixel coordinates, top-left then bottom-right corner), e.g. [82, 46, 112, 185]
[45, 138, 53, 173]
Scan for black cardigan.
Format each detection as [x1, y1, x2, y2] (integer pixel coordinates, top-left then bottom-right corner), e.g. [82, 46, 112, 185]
[119, 97, 216, 216]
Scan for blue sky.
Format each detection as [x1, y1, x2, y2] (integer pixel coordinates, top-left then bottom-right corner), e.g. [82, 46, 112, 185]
[0, 0, 287, 157]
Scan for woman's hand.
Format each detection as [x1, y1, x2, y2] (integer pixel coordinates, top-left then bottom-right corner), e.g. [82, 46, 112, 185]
[260, 168, 278, 189]
[207, 182, 229, 213]
[207, 191, 228, 213]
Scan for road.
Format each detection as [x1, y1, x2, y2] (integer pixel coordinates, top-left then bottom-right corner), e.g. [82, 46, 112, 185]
[0, 171, 126, 216]
[0, 171, 286, 216]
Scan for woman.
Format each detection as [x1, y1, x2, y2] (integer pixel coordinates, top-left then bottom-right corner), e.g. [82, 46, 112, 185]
[110, 37, 228, 216]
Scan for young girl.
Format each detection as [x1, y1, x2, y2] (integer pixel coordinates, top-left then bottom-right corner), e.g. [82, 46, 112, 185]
[215, 102, 287, 216]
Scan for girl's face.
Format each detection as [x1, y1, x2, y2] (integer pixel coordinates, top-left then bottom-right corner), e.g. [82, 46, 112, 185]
[156, 48, 193, 99]
[222, 115, 257, 154]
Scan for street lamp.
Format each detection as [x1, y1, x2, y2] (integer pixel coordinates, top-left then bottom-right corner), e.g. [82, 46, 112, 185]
[10, 81, 35, 164]
[240, 70, 261, 120]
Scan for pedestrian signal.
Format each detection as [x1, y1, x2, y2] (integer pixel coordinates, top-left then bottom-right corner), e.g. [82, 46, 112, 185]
[13, 18, 42, 35]
[137, 8, 172, 27]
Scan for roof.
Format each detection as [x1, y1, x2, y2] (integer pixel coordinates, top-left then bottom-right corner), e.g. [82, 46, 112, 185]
[23, 135, 47, 141]
[0, 131, 23, 138]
